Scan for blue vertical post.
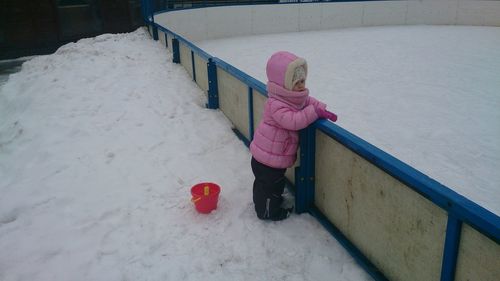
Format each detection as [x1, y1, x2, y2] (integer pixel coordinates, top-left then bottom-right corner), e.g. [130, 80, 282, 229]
[165, 33, 168, 48]
[146, 0, 155, 32]
[152, 24, 159, 41]
[141, 0, 150, 24]
[191, 51, 196, 82]
[440, 214, 463, 281]
[149, 0, 154, 22]
[248, 87, 254, 142]
[172, 38, 180, 64]
[140, 0, 146, 23]
[206, 58, 219, 109]
[295, 125, 316, 213]
[150, 0, 158, 40]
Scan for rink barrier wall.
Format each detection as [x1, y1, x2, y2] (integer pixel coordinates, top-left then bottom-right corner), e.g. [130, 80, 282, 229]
[153, 0, 500, 42]
[146, 2, 500, 281]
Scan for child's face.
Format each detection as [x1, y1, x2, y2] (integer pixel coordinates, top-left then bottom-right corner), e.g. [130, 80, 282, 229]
[293, 79, 306, 91]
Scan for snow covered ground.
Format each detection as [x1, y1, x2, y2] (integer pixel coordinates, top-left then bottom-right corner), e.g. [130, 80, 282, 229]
[198, 25, 500, 216]
[0, 28, 371, 281]
[2, 24, 499, 281]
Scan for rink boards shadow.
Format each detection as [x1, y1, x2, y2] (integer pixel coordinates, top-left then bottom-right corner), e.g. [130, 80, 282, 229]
[142, 1, 500, 281]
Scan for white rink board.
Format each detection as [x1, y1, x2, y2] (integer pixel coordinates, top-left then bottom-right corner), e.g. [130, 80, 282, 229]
[315, 130, 448, 281]
[179, 42, 193, 78]
[165, 33, 173, 51]
[154, 0, 500, 42]
[193, 54, 208, 93]
[217, 68, 250, 140]
[158, 30, 166, 47]
[455, 224, 500, 281]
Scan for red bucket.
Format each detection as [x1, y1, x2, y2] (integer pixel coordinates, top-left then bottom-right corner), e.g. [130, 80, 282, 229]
[190, 182, 221, 214]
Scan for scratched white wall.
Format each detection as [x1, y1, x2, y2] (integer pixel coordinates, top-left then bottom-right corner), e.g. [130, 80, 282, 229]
[154, 0, 500, 42]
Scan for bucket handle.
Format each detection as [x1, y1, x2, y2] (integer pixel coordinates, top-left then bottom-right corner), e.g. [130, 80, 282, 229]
[191, 186, 211, 203]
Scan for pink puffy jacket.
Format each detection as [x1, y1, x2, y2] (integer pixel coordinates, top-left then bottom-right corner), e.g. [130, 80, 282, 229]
[250, 51, 326, 168]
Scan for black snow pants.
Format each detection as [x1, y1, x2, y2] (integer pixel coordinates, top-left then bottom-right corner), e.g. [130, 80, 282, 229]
[251, 157, 289, 220]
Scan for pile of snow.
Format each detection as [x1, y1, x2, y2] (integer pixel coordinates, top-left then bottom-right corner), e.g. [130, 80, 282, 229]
[0, 28, 370, 281]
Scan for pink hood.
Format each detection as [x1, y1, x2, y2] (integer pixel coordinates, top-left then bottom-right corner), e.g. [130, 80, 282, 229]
[266, 51, 308, 91]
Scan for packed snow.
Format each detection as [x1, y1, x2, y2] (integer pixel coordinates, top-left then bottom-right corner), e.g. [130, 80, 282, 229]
[197, 25, 500, 216]
[0, 28, 371, 281]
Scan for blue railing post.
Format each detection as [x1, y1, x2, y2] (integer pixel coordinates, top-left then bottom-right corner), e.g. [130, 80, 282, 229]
[172, 38, 180, 64]
[149, 0, 154, 21]
[191, 51, 196, 82]
[140, 0, 150, 24]
[295, 125, 316, 213]
[440, 214, 463, 281]
[146, 0, 154, 23]
[207, 58, 219, 109]
[150, 0, 158, 40]
[152, 13, 158, 41]
[152, 24, 159, 41]
[143, 0, 157, 38]
[248, 87, 254, 142]
[164, 33, 168, 48]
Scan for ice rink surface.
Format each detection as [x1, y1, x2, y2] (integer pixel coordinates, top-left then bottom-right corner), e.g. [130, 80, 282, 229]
[198, 25, 500, 216]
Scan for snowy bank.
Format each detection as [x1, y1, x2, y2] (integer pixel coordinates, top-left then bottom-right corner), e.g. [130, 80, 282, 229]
[0, 29, 371, 281]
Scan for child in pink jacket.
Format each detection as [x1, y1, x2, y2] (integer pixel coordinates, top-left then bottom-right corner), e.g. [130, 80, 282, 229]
[249, 51, 337, 221]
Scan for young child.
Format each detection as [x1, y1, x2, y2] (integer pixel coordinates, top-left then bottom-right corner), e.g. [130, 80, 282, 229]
[249, 51, 337, 221]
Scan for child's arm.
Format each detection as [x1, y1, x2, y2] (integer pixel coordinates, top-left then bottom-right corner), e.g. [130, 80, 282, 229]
[271, 104, 320, 131]
[306, 96, 327, 112]
[308, 96, 338, 122]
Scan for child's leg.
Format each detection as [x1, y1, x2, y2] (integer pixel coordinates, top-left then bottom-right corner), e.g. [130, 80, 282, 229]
[251, 157, 290, 220]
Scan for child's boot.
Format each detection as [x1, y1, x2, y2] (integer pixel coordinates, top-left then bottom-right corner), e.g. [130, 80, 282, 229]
[271, 207, 293, 221]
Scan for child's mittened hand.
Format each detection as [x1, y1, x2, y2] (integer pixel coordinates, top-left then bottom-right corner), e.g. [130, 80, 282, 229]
[316, 107, 338, 122]
[324, 110, 338, 122]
